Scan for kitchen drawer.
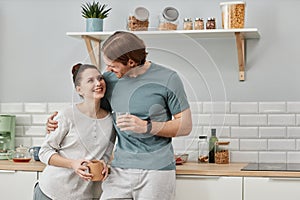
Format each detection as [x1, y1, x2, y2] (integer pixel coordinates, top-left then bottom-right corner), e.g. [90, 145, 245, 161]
[175, 175, 242, 200]
[0, 170, 37, 200]
[244, 177, 300, 200]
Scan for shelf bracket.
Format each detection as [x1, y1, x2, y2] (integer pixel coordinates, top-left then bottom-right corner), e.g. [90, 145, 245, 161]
[82, 35, 101, 69]
[235, 32, 245, 81]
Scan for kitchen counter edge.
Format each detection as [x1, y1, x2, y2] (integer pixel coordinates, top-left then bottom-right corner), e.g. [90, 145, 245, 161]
[176, 162, 300, 178]
[2, 161, 300, 178]
[0, 160, 45, 172]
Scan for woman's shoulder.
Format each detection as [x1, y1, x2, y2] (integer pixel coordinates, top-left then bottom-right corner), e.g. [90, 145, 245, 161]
[98, 109, 113, 121]
[55, 105, 75, 120]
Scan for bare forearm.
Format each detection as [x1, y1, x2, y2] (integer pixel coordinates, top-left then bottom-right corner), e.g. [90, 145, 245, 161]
[48, 153, 74, 169]
[117, 108, 192, 138]
[151, 108, 192, 138]
[48, 153, 94, 181]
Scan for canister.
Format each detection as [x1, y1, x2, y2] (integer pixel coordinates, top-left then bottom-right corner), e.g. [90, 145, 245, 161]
[215, 141, 230, 164]
[198, 135, 209, 163]
[127, 7, 149, 31]
[158, 7, 179, 30]
[220, 1, 246, 29]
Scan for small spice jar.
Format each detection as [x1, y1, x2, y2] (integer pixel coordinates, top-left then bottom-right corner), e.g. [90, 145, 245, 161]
[215, 141, 230, 164]
[206, 17, 216, 29]
[183, 18, 193, 30]
[194, 18, 204, 30]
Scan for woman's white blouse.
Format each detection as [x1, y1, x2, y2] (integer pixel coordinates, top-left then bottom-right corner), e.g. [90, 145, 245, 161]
[39, 105, 115, 200]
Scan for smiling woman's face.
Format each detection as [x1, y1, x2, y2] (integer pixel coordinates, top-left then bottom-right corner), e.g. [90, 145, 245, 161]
[76, 68, 106, 100]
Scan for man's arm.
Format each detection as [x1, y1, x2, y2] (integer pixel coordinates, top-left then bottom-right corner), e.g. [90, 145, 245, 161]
[151, 108, 192, 137]
[117, 108, 192, 138]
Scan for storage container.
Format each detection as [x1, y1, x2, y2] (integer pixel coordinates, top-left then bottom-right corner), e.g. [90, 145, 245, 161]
[220, 1, 246, 29]
[183, 18, 193, 30]
[194, 18, 204, 30]
[206, 17, 216, 29]
[127, 7, 149, 31]
[158, 7, 179, 30]
[215, 141, 230, 164]
[198, 135, 209, 163]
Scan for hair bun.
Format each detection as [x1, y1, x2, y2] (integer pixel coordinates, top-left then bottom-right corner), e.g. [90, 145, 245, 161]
[72, 63, 82, 75]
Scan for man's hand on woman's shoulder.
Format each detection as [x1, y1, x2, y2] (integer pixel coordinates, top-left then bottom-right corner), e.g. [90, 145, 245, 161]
[46, 111, 58, 133]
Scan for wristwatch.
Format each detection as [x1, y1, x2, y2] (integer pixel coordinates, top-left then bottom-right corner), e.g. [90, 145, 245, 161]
[146, 118, 152, 133]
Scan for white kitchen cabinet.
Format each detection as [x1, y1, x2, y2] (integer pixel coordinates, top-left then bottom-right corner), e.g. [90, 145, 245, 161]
[244, 177, 300, 200]
[175, 175, 242, 200]
[0, 170, 37, 200]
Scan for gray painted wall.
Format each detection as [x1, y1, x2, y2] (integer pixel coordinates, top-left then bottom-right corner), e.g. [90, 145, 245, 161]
[1, 0, 300, 102]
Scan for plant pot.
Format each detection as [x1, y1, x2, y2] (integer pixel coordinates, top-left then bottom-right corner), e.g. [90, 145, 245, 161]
[86, 18, 103, 32]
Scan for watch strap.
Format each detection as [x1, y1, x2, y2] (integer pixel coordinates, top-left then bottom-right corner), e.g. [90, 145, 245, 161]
[146, 118, 152, 133]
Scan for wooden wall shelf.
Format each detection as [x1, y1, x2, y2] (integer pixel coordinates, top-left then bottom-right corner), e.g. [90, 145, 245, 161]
[67, 28, 260, 81]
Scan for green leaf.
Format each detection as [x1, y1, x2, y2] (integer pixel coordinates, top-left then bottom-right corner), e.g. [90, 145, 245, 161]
[81, 1, 111, 18]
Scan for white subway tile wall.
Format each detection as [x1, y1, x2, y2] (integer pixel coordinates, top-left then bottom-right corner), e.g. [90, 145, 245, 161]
[1, 101, 300, 163]
[259, 102, 286, 113]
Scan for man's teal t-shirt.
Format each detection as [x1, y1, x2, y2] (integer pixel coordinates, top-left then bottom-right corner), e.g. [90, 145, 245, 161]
[102, 62, 190, 170]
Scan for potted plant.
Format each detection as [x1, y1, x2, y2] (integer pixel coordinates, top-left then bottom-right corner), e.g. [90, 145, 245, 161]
[81, 1, 112, 32]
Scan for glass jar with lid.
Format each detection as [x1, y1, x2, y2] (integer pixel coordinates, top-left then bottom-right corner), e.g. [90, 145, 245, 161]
[206, 17, 216, 29]
[198, 135, 209, 163]
[215, 141, 230, 164]
[158, 7, 179, 30]
[127, 7, 149, 31]
[183, 18, 193, 30]
[194, 18, 204, 30]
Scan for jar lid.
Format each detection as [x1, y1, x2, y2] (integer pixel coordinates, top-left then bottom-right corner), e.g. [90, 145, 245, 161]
[183, 18, 192, 22]
[134, 6, 149, 21]
[207, 17, 216, 21]
[162, 7, 179, 22]
[216, 141, 230, 145]
[195, 18, 203, 21]
[16, 145, 29, 153]
[220, 1, 245, 6]
[199, 135, 207, 139]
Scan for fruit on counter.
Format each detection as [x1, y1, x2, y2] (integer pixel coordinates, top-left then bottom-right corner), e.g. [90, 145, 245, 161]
[198, 155, 208, 163]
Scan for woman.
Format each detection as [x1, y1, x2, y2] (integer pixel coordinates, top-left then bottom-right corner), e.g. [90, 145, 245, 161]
[34, 64, 115, 200]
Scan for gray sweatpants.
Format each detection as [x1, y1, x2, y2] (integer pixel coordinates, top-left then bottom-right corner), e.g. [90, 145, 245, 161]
[100, 167, 176, 200]
[33, 182, 52, 200]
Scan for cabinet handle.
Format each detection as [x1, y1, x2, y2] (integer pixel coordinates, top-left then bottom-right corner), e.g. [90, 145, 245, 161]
[270, 178, 300, 181]
[0, 170, 16, 173]
[176, 175, 220, 179]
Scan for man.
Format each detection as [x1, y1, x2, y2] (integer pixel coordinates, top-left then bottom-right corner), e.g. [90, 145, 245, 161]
[47, 31, 192, 200]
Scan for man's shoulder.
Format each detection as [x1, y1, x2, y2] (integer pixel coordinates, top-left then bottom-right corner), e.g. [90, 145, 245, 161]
[150, 62, 177, 76]
[103, 71, 117, 81]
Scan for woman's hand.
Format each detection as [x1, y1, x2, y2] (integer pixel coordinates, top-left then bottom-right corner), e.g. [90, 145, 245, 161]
[100, 160, 109, 181]
[116, 114, 147, 134]
[46, 111, 58, 133]
[71, 159, 93, 181]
